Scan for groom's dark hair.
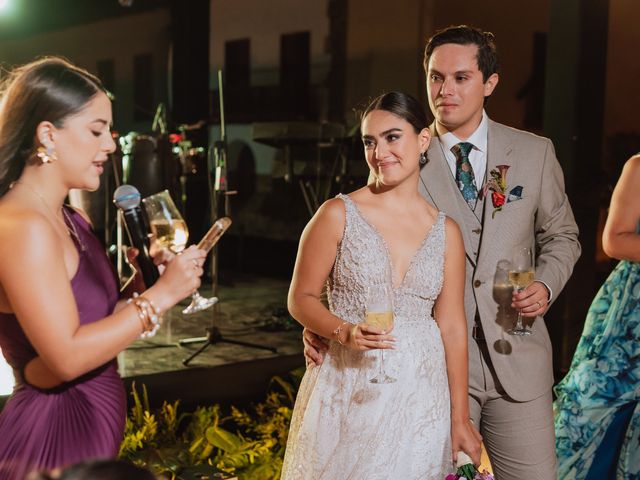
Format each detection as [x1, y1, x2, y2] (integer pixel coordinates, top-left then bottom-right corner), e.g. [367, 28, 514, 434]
[423, 25, 499, 82]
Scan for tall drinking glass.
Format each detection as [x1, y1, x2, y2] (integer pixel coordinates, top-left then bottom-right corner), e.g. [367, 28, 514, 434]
[366, 284, 396, 384]
[142, 190, 217, 314]
[507, 246, 535, 335]
[183, 217, 232, 314]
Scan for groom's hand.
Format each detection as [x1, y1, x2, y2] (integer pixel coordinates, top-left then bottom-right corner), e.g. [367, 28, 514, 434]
[302, 328, 329, 367]
[512, 280, 550, 318]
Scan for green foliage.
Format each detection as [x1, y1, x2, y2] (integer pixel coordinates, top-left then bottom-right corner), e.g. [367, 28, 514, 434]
[119, 370, 304, 480]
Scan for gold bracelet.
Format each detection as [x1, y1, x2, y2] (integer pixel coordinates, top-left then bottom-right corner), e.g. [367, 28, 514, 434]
[332, 321, 349, 346]
[128, 300, 148, 332]
[127, 293, 163, 338]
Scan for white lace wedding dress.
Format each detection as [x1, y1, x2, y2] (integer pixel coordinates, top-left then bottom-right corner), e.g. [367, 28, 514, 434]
[281, 194, 453, 480]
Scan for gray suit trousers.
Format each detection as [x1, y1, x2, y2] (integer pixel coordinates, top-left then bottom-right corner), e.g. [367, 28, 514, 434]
[468, 337, 558, 480]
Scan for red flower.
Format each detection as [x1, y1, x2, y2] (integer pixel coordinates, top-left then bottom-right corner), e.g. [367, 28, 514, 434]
[169, 133, 183, 144]
[491, 191, 505, 208]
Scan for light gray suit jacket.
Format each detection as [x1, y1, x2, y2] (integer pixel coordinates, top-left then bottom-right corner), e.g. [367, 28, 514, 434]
[419, 118, 581, 402]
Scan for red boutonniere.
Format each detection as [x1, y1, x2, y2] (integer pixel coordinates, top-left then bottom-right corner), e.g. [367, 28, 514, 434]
[483, 165, 510, 218]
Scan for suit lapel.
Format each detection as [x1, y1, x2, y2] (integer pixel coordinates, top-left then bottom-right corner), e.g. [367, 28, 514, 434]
[420, 126, 479, 267]
[476, 120, 514, 272]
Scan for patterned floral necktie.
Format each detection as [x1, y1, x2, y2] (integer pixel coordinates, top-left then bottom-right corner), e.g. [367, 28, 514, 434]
[452, 142, 477, 209]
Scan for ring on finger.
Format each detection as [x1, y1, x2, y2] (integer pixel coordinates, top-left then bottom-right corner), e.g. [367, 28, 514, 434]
[536, 300, 542, 309]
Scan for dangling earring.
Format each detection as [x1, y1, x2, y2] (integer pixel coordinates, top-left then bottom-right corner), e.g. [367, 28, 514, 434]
[36, 146, 57, 164]
[419, 152, 428, 165]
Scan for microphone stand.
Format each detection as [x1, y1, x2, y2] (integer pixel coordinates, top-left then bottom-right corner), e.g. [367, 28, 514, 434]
[180, 70, 277, 366]
[108, 139, 128, 287]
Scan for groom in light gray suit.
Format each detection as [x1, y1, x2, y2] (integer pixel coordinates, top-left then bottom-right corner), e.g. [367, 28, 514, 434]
[421, 26, 580, 479]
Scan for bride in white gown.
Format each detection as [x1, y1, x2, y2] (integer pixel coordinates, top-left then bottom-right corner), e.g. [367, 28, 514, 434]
[281, 92, 481, 480]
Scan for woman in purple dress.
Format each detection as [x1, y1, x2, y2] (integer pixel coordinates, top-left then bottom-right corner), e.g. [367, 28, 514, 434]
[0, 57, 207, 479]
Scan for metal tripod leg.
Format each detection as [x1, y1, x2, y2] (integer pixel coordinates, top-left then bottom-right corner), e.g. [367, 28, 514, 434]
[182, 326, 278, 366]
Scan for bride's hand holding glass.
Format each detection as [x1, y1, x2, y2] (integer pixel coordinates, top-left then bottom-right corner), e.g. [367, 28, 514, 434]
[364, 283, 396, 383]
[341, 322, 396, 352]
[335, 284, 396, 384]
[336, 323, 396, 381]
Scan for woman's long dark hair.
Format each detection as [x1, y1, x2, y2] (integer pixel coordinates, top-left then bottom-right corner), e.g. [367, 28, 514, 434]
[0, 57, 107, 196]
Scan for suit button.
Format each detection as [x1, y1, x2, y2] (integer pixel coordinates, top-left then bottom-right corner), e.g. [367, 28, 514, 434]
[474, 280, 482, 288]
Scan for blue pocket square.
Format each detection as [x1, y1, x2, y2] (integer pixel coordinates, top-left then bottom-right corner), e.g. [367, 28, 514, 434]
[507, 186, 523, 203]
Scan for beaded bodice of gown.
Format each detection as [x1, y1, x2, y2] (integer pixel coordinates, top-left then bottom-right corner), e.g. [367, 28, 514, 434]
[281, 194, 452, 480]
[329, 194, 445, 326]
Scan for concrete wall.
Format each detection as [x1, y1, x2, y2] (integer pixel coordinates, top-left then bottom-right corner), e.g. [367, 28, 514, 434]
[430, 0, 550, 131]
[604, 0, 640, 139]
[344, 0, 550, 130]
[0, 9, 172, 134]
[344, 0, 434, 122]
[0, 2, 635, 147]
[209, 0, 331, 87]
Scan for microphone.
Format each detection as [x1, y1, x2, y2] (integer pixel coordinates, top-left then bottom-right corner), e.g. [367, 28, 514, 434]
[113, 185, 160, 287]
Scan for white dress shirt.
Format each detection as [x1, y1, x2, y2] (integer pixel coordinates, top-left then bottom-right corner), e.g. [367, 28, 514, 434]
[438, 111, 489, 190]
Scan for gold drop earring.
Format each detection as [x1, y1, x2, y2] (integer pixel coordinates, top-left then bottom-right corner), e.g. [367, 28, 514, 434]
[36, 146, 57, 164]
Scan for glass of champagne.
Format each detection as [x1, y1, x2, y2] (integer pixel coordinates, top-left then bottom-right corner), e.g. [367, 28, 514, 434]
[507, 246, 535, 336]
[365, 283, 396, 384]
[142, 190, 217, 314]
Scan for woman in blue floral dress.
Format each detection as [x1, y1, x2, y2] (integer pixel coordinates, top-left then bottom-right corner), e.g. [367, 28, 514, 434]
[554, 154, 640, 480]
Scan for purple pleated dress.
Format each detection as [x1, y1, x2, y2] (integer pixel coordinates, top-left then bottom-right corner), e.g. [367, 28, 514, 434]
[0, 206, 126, 479]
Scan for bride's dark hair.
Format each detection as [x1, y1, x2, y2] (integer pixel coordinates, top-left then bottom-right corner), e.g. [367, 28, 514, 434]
[362, 91, 429, 134]
[0, 56, 107, 196]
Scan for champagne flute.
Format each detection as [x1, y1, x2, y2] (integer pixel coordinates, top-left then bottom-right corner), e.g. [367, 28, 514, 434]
[143, 191, 189, 252]
[142, 190, 216, 314]
[507, 246, 535, 336]
[365, 284, 396, 384]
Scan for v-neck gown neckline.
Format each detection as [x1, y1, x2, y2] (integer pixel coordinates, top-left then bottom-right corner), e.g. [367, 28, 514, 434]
[344, 195, 442, 289]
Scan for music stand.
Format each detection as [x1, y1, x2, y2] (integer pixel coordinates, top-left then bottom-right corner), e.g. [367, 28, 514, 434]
[180, 70, 277, 366]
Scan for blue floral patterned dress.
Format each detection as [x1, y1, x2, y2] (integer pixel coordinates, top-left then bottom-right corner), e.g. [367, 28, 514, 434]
[554, 242, 640, 480]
